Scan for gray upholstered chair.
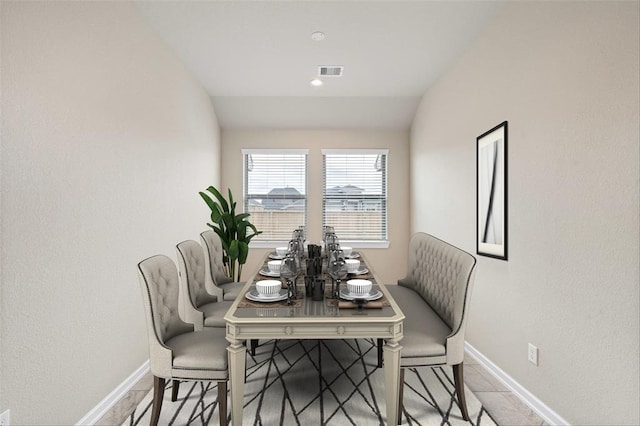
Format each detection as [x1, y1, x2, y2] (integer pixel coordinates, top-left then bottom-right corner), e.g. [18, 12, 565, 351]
[386, 232, 477, 422]
[137, 255, 228, 426]
[199, 231, 261, 354]
[176, 240, 233, 330]
[200, 230, 244, 301]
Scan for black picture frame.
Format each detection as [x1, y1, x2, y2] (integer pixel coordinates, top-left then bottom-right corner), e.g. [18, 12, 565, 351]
[476, 121, 508, 260]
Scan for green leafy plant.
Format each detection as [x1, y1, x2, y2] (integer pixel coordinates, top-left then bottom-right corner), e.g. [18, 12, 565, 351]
[199, 186, 262, 281]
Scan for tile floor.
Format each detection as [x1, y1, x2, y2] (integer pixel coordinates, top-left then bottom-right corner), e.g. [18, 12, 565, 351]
[96, 351, 546, 425]
[95, 374, 153, 426]
[463, 352, 547, 426]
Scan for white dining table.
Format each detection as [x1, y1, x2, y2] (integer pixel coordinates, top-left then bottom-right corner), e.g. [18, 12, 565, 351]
[224, 252, 405, 424]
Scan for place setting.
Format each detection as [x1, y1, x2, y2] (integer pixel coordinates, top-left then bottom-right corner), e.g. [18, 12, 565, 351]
[323, 247, 385, 309]
[336, 279, 388, 309]
[259, 259, 282, 277]
[242, 277, 304, 308]
[338, 279, 382, 301]
[248, 240, 305, 306]
[268, 246, 288, 260]
[344, 258, 369, 276]
[337, 245, 358, 258]
[245, 279, 288, 302]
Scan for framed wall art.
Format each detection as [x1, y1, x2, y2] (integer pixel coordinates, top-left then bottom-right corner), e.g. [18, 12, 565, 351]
[477, 121, 508, 260]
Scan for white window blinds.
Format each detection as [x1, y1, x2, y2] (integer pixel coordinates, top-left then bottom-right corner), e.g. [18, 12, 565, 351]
[243, 149, 307, 243]
[322, 149, 388, 242]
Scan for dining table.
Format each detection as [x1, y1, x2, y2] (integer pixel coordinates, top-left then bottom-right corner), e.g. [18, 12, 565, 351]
[224, 249, 405, 424]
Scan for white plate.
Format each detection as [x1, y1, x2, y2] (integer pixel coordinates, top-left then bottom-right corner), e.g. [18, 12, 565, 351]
[339, 288, 383, 301]
[347, 252, 361, 259]
[259, 267, 280, 277]
[245, 289, 288, 302]
[351, 266, 369, 275]
[268, 252, 285, 260]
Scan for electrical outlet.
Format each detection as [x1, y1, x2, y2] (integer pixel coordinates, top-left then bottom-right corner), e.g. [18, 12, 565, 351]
[528, 343, 539, 366]
[0, 409, 10, 426]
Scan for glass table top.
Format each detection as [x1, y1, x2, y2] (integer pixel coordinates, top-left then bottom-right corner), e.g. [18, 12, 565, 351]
[232, 284, 398, 319]
[227, 253, 403, 322]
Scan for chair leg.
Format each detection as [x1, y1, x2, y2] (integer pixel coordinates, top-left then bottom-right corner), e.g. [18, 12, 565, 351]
[171, 379, 180, 401]
[151, 376, 165, 426]
[218, 381, 228, 425]
[452, 363, 470, 421]
[377, 338, 384, 368]
[397, 368, 405, 425]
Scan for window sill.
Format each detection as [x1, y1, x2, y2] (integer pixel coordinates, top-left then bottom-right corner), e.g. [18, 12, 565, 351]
[250, 240, 389, 249]
[250, 241, 291, 249]
[339, 240, 390, 249]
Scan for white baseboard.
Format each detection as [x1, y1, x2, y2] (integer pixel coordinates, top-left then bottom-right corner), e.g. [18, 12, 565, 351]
[76, 360, 150, 425]
[465, 342, 569, 426]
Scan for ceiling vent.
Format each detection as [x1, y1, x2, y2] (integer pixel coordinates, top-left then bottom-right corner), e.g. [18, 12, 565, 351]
[318, 66, 344, 77]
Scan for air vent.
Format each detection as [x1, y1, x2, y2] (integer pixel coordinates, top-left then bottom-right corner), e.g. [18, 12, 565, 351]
[318, 66, 344, 77]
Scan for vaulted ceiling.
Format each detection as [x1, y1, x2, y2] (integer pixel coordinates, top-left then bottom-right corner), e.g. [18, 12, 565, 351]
[134, 1, 503, 129]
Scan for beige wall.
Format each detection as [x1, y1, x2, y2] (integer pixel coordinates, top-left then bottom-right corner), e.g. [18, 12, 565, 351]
[410, 2, 639, 424]
[221, 130, 410, 284]
[0, 2, 221, 423]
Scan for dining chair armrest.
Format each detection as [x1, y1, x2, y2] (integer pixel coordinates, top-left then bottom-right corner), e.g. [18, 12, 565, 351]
[397, 276, 416, 291]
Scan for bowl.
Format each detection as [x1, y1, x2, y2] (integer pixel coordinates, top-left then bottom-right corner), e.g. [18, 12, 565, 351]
[267, 260, 282, 273]
[346, 279, 372, 296]
[341, 246, 353, 257]
[256, 279, 282, 296]
[275, 247, 288, 257]
[345, 259, 360, 273]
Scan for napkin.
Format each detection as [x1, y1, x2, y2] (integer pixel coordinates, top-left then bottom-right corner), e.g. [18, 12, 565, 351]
[338, 300, 384, 309]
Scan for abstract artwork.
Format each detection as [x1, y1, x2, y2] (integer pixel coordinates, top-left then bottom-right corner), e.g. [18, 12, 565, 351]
[477, 121, 508, 260]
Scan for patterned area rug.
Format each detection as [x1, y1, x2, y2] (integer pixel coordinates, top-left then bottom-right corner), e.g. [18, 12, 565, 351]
[124, 339, 496, 425]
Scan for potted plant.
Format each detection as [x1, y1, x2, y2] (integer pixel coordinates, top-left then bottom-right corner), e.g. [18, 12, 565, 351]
[199, 186, 262, 281]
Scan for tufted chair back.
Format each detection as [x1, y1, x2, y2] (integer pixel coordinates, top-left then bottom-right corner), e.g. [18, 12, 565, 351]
[400, 233, 476, 332]
[200, 230, 234, 288]
[138, 255, 193, 351]
[176, 240, 213, 308]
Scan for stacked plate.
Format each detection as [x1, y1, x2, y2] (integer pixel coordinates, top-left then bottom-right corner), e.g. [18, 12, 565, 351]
[259, 267, 280, 277]
[338, 288, 382, 301]
[350, 265, 369, 275]
[268, 246, 288, 260]
[260, 260, 282, 277]
[245, 288, 288, 302]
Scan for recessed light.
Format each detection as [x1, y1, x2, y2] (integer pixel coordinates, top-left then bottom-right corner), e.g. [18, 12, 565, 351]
[311, 31, 325, 41]
[310, 78, 323, 87]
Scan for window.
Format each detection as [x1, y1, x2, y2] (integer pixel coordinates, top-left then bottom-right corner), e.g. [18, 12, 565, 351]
[322, 149, 388, 244]
[243, 149, 307, 243]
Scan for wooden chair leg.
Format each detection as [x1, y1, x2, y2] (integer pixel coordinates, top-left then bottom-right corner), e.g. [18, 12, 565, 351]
[377, 338, 384, 368]
[218, 381, 228, 425]
[452, 363, 470, 421]
[151, 376, 165, 426]
[171, 379, 180, 401]
[397, 368, 405, 425]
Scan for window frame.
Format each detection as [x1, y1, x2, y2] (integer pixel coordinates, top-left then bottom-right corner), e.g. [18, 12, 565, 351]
[242, 149, 308, 248]
[322, 149, 389, 248]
